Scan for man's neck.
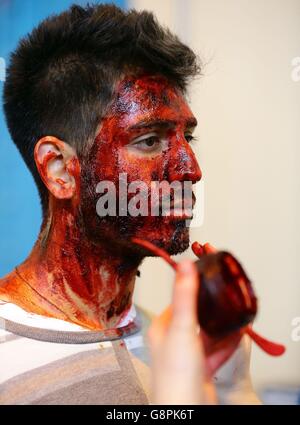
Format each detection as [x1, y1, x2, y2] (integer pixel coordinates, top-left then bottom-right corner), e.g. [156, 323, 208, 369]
[2, 199, 142, 330]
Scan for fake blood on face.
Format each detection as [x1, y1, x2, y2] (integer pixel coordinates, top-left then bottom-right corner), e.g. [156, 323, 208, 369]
[0, 74, 202, 331]
[132, 237, 285, 357]
[81, 74, 202, 254]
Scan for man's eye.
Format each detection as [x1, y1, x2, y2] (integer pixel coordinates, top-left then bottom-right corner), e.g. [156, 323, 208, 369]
[185, 134, 195, 143]
[139, 136, 160, 148]
[130, 133, 164, 154]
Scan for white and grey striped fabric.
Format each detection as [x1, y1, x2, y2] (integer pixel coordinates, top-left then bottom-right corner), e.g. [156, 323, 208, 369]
[0, 301, 152, 405]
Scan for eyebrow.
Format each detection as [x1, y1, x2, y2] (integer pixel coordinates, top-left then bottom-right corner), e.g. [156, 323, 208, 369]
[128, 117, 198, 131]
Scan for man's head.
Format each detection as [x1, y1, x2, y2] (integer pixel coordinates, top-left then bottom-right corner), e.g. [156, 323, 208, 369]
[3, 3, 202, 255]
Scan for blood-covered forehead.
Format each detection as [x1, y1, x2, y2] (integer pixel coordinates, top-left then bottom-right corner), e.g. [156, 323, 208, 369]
[106, 74, 193, 131]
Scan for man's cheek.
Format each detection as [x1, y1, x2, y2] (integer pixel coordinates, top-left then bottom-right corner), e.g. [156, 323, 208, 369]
[118, 149, 166, 183]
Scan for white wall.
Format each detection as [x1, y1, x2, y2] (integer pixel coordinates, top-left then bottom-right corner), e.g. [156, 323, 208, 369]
[130, 0, 300, 392]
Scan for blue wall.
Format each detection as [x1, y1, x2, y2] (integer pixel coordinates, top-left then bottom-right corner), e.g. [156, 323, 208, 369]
[0, 0, 125, 277]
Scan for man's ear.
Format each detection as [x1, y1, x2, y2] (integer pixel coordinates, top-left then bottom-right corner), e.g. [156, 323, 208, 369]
[34, 136, 80, 199]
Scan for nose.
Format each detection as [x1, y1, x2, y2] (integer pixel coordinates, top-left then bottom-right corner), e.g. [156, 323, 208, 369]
[168, 139, 202, 184]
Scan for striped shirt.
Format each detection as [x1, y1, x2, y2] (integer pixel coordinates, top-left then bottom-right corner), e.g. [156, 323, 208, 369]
[0, 301, 152, 405]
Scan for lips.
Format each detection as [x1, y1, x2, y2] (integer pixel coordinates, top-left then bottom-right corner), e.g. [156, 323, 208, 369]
[161, 192, 196, 218]
[173, 193, 195, 209]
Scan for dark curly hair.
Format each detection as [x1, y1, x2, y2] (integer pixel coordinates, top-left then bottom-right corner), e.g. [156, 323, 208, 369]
[3, 3, 201, 211]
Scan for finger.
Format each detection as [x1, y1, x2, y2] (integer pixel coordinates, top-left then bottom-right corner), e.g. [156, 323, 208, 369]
[192, 241, 204, 258]
[170, 259, 199, 329]
[202, 330, 243, 376]
[203, 242, 218, 254]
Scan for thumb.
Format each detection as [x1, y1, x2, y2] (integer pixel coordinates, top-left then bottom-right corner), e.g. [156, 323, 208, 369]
[171, 259, 199, 329]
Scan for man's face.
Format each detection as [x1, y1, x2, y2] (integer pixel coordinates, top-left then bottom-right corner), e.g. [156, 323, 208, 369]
[80, 74, 202, 255]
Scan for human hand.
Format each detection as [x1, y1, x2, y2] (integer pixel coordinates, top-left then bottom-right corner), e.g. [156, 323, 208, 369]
[192, 242, 261, 404]
[148, 259, 217, 404]
[147, 242, 254, 405]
